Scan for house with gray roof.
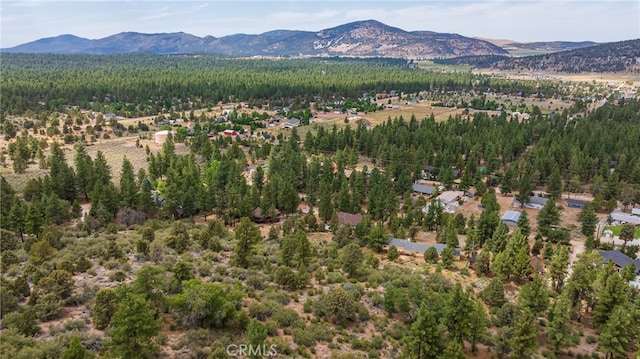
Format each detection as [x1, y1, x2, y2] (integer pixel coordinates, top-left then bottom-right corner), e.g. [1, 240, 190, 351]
[501, 210, 521, 226]
[512, 196, 549, 210]
[383, 238, 461, 257]
[610, 212, 640, 226]
[567, 198, 588, 209]
[599, 250, 640, 275]
[412, 183, 435, 196]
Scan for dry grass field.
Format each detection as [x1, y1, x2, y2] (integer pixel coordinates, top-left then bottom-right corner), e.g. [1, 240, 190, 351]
[0, 133, 190, 191]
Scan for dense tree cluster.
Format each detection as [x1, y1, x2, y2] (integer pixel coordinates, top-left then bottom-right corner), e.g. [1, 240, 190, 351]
[0, 53, 548, 116]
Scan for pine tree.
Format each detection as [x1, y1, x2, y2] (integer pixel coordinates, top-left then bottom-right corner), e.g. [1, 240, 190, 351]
[549, 246, 569, 292]
[501, 165, 516, 196]
[47, 142, 77, 201]
[469, 301, 488, 353]
[538, 198, 561, 235]
[491, 250, 512, 281]
[509, 309, 537, 358]
[74, 144, 94, 201]
[593, 263, 630, 328]
[340, 243, 363, 277]
[619, 224, 635, 248]
[107, 292, 163, 359]
[512, 246, 532, 282]
[8, 200, 26, 241]
[443, 283, 473, 344]
[119, 156, 138, 209]
[598, 305, 636, 359]
[516, 210, 530, 238]
[519, 276, 549, 314]
[424, 246, 439, 264]
[547, 165, 563, 199]
[442, 341, 466, 359]
[403, 303, 445, 358]
[579, 203, 598, 236]
[474, 250, 491, 276]
[233, 217, 262, 268]
[488, 222, 508, 254]
[441, 246, 456, 268]
[547, 293, 572, 354]
[516, 170, 533, 208]
[480, 277, 506, 308]
[93, 288, 118, 330]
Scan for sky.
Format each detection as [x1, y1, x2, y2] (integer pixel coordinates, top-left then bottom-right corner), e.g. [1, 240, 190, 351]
[1, 0, 639, 48]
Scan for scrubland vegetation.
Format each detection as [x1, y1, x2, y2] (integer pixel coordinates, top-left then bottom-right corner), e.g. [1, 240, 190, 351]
[1, 54, 639, 358]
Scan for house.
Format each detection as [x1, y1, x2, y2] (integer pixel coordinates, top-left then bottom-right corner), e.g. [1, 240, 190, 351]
[382, 238, 461, 258]
[251, 207, 281, 223]
[438, 191, 464, 206]
[512, 196, 549, 210]
[599, 250, 640, 275]
[412, 183, 435, 196]
[337, 212, 363, 227]
[287, 118, 300, 127]
[422, 165, 460, 178]
[103, 113, 117, 121]
[501, 210, 521, 226]
[610, 212, 640, 226]
[150, 191, 165, 206]
[567, 198, 588, 209]
[530, 256, 546, 275]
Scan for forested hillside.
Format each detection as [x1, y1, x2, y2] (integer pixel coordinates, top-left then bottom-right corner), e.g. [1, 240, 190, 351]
[1, 54, 640, 358]
[435, 39, 640, 73]
[0, 53, 557, 116]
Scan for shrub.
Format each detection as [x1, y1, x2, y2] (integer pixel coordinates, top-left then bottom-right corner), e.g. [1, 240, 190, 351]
[586, 335, 597, 344]
[32, 293, 63, 321]
[272, 307, 301, 327]
[2, 311, 40, 336]
[387, 245, 399, 261]
[117, 209, 147, 227]
[303, 300, 313, 313]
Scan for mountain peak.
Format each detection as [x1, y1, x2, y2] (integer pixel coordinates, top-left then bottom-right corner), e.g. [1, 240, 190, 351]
[2, 20, 507, 58]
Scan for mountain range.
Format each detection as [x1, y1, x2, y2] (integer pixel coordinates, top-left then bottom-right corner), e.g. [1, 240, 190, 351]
[435, 39, 640, 73]
[0, 20, 533, 58]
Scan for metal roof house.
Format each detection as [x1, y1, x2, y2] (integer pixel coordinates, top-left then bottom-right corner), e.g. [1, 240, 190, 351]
[567, 198, 588, 209]
[501, 210, 521, 226]
[412, 183, 435, 196]
[610, 212, 640, 226]
[437, 191, 464, 205]
[513, 196, 549, 210]
[599, 250, 640, 275]
[383, 238, 461, 257]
